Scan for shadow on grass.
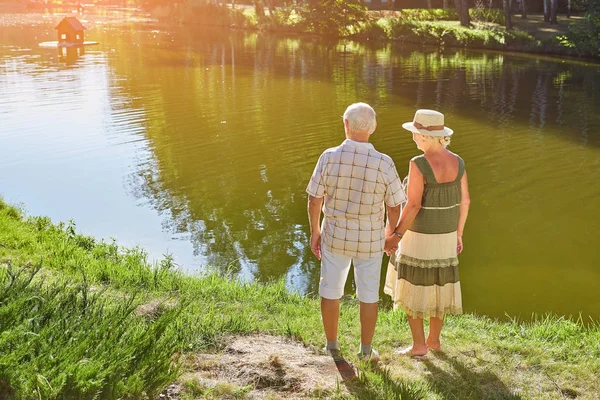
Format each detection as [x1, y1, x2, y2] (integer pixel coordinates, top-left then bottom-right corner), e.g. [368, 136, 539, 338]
[331, 355, 357, 381]
[327, 353, 425, 400]
[423, 351, 521, 399]
[346, 363, 426, 400]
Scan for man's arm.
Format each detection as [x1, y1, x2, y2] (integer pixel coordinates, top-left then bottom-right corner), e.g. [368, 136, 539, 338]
[385, 205, 401, 237]
[384, 204, 401, 255]
[384, 161, 423, 252]
[383, 161, 406, 253]
[308, 195, 324, 260]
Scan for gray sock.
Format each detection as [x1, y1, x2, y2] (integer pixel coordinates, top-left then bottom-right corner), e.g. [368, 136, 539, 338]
[326, 340, 338, 350]
[360, 343, 372, 356]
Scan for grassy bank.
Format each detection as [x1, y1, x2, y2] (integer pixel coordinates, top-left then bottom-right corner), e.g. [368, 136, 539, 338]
[169, 4, 597, 60]
[1, 198, 599, 399]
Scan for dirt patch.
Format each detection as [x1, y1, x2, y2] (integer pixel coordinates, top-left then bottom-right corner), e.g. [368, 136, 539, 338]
[165, 335, 349, 399]
[135, 299, 177, 320]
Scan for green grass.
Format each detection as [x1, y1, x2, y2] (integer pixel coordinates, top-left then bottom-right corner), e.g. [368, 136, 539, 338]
[393, 8, 505, 25]
[374, 17, 535, 49]
[0, 264, 181, 398]
[1, 198, 600, 399]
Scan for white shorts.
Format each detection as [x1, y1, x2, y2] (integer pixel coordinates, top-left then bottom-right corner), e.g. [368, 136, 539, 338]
[319, 247, 382, 303]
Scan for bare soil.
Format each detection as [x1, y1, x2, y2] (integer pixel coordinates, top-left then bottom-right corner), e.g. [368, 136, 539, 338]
[163, 335, 350, 399]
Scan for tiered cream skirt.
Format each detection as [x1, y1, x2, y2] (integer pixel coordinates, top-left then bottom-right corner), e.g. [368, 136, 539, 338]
[384, 230, 463, 319]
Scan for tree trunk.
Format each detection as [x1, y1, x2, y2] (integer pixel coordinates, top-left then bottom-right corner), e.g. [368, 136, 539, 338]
[454, 0, 470, 26]
[521, 0, 527, 18]
[265, 0, 276, 15]
[543, 0, 550, 22]
[550, 0, 558, 24]
[567, 0, 571, 18]
[427, 0, 433, 9]
[443, 0, 449, 8]
[503, 0, 512, 29]
[253, 0, 264, 17]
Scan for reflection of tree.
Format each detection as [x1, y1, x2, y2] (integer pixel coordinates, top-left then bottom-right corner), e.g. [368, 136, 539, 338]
[102, 28, 331, 290]
[385, 47, 600, 147]
[101, 24, 600, 297]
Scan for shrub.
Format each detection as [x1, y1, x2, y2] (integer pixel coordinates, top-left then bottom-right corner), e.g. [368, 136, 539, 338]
[399, 8, 459, 21]
[386, 18, 534, 49]
[296, 0, 367, 36]
[470, 8, 505, 24]
[397, 8, 504, 24]
[561, 0, 600, 57]
[505, 29, 536, 46]
[352, 19, 389, 40]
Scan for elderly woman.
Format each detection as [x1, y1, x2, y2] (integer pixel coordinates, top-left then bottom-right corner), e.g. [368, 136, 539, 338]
[384, 109, 470, 359]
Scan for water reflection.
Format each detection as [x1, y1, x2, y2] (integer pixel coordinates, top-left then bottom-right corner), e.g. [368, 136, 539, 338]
[104, 27, 600, 318]
[58, 46, 85, 65]
[1, 17, 599, 318]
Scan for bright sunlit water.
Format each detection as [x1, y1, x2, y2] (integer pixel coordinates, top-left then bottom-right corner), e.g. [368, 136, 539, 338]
[1, 9, 599, 320]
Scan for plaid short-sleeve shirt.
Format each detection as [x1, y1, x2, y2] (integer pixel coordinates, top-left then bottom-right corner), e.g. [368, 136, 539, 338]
[306, 139, 406, 259]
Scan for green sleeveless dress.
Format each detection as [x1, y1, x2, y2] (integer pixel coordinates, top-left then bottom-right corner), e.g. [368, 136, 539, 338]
[384, 154, 464, 319]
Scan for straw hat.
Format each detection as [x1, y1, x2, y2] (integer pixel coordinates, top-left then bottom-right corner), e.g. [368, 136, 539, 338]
[402, 109, 453, 137]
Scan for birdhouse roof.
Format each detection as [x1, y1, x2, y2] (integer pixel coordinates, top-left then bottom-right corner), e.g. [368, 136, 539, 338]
[55, 17, 86, 31]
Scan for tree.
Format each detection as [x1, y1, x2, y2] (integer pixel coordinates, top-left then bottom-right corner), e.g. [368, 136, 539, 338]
[550, 0, 558, 23]
[543, 0, 550, 22]
[264, 0, 276, 15]
[297, 0, 367, 36]
[521, 0, 528, 19]
[253, 0, 265, 18]
[454, 0, 470, 26]
[503, 0, 513, 29]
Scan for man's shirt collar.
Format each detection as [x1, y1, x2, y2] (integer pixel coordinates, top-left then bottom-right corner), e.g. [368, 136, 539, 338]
[342, 139, 375, 150]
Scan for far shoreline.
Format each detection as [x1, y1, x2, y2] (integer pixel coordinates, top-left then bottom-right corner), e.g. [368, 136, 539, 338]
[1, 3, 598, 62]
[166, 4, 600, 62]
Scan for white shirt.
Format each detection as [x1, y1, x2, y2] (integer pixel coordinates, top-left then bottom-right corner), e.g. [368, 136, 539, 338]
[307, 139, 406, 259]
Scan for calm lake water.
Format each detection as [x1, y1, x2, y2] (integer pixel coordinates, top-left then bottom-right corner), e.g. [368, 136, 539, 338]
[1, 10, 599, 320]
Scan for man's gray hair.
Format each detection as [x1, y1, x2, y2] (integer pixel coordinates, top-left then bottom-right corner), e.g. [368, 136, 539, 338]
[343, 103, 377, 135]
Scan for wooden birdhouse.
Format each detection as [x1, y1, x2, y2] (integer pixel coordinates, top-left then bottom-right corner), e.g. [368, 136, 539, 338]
[55, 17, 86, 46]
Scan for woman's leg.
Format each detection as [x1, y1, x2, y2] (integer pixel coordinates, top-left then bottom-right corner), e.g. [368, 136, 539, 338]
[406, 316, 427, 356]
[426, 316, 444, 350]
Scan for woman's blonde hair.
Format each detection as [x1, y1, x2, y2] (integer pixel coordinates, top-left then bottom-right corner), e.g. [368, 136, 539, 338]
[416, 133, 451, 148]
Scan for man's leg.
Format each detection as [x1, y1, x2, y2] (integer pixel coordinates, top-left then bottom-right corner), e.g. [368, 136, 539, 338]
[354, 256, 382, 357]
[319, 248, 352, 350]
[321, 298, 340, 343]
[359, 301, 378, 346]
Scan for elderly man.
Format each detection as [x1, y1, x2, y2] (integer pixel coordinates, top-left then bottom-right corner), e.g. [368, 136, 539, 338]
[306, 103, 406, 361]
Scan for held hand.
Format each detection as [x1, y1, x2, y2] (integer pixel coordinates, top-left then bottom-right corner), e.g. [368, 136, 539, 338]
[457, 236, 464, 254]
[384, 235, 401, 255]
[384, 245, 398, 256]
[310, 232, 322, 260]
